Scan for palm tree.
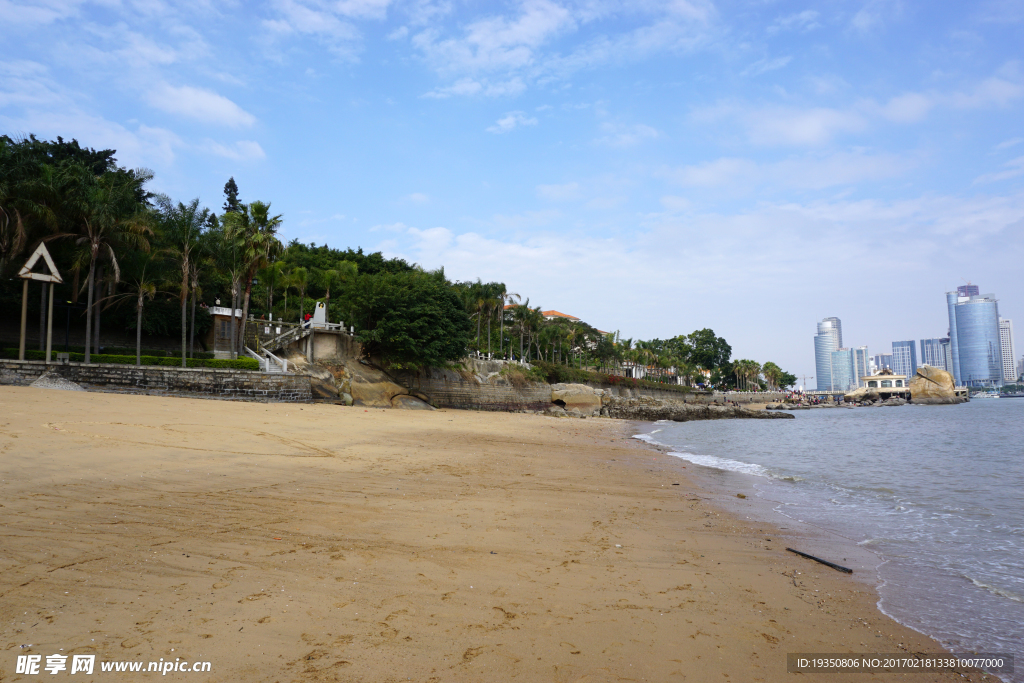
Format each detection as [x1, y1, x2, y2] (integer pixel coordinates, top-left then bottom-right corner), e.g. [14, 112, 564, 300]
[210, 222, 244, 359]
[291, 266, 309, 323]
[223, 200, 283, 354]
[54, 162, 152, 363]
[314, 260, 357, 323]
[158, 196, 210, 367]
[498, 287, 520, 359]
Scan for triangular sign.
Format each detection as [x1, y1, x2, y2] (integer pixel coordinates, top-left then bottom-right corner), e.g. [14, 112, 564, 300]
[18, 242, 63, 283]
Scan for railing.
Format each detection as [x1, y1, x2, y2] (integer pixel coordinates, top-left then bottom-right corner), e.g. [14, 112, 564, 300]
[263, 348, 288, 373]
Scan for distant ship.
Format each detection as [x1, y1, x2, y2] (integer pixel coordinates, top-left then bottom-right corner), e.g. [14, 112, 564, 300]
[972, 390, 1001, 399]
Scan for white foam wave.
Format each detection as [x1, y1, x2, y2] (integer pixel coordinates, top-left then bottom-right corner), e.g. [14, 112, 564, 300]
[632, 433, 667, 447]
[967, 577, 1024, 604]
[666, 451, 769, 477]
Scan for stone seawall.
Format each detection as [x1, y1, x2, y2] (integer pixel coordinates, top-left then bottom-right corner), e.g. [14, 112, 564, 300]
[0, 360, 312, 402]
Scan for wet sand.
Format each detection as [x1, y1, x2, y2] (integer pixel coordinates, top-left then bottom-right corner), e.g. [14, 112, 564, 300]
[0, 387, 983, 682]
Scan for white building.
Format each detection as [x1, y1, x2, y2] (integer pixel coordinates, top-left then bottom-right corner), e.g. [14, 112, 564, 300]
[1000, 318, 1016, 383]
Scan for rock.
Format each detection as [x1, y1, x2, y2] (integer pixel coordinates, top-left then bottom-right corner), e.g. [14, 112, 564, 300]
[30, 372, 84, 391]
[550, 383, 603, 417]
[844, 386, 880, 403]
[604, 396, 793, 421]
[309, 376, 339, 399]
[545, 405, 567, 417]
[341, 392, 354, 406]
[910, 366, 962, 404]
[391, 394, 435, 410]
[346, 360, 412, 407]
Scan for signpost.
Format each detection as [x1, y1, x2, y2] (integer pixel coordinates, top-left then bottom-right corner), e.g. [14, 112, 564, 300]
[17, 243, 63, 362]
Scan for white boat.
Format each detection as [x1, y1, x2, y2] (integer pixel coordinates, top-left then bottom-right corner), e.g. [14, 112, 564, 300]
[972, 390, 1001, 399]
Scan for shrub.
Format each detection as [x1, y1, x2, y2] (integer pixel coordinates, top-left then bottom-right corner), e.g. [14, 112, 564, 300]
[532, 361, 692, 394]
[2, 349, 259, 370]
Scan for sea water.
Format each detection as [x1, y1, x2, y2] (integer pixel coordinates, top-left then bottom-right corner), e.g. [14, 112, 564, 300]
[634, 400, 1023, 678]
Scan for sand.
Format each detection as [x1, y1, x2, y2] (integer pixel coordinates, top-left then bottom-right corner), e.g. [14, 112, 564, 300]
[0, 387, 985, 682]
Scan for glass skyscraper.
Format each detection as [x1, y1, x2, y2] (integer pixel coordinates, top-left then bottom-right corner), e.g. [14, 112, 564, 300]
[892, 340, 918, 380]
[946, 289, 1002, 387]
[920, 338, 947, 371]
[854, 346, 869, 386]
[830, 348, 856, 391]
[814, 317, 842, 390]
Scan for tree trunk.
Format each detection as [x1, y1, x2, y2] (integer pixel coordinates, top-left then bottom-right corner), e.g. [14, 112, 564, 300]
[84, 256, 96, 363]
[487, 311, 492, 357]
[136, 295, 143, 366]
[93, 266, 104, 354]
[189, 290, 196, 358]
[299, 287, 305, 322]
[180, 294, 187, 368]
[229, 281, 238, 360]
[499, 306, 504, 358]
[239, 279, 253, 355]
[476, 312, 481, 352]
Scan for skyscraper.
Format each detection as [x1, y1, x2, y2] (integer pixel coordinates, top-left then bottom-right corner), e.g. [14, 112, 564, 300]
[1000, 319, 1016, 383]
[854, 346, 870, 386]
[958, 284, 980, 297]
[920, 338, 947, 371]
[946, 289, 1002, 387]
[814, 317, 842, 390]
[873, 353, 893, 371]
[892, 340, 918, 380]
[830, 348, 856, 391]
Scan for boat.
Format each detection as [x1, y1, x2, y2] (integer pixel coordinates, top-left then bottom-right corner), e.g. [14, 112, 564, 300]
[972, 390, 1001, 399]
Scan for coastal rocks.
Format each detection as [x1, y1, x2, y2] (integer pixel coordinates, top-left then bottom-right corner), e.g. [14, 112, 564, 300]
[605, 396, 793, 421]
[910, 366, 961, 404]
[844, 387, 880, 403]
[391, 394, 435, 410]
[30, 371, 85, 391]
[550, 383, 604, 417]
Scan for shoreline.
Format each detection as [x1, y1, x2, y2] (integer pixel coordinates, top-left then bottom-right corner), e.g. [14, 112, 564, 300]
[0, 387, 989, 681]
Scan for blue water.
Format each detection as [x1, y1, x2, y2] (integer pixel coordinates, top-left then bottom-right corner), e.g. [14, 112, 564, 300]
[634, 400, 1023, 675]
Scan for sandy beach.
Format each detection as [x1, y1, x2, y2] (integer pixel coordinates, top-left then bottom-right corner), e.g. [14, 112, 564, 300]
[0, 386, 986, 682]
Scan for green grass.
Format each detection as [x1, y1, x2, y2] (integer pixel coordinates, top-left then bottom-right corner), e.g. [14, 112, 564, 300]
[2, 349, 259, 370]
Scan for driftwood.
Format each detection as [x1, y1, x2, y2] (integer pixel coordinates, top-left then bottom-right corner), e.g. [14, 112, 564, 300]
[786, 547, 853, 574]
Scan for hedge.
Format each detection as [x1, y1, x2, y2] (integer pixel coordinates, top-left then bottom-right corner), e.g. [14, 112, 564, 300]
[2, 349, 260, 370]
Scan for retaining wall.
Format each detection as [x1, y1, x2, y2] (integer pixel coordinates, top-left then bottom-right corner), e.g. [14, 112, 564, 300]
[0, 360, 312, 402]
[398, 367, 552, 412]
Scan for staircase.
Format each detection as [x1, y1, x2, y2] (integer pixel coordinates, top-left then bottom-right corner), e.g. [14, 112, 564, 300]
[262, 325, 312, 353]
[244, 347, 288, 373]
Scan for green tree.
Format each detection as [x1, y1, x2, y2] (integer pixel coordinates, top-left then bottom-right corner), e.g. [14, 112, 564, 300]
[687, 328, 732, 374]
[158, 196, 210, 366]
[222, 177, 242, 214]
[346, 269, 473, 368]
[222, 201, 283, 353]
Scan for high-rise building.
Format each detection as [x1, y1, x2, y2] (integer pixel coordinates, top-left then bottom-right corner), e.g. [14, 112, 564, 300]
[958, 284, 980, 298]
[946, 289, 1003, 387]
[873, 353, 893, 371]
[830, 348, 857, 391]
[854, 346, 870, 386]
[814, 317, 842, 390]
[1000, 319, 1016, 383]
[892, 341, 918, 380]
[942, 337, 953, 375]
[920, 338, 948, 371]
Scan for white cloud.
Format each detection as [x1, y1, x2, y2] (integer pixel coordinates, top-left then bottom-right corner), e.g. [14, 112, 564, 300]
[665, 151, 919, 191]
[0, 0, 83, 25]
[404, 192, 430, 202]
[741, 55, 792, 77]
[146, 84, 256, 127]
[745, 106, 867, 146]
[388, 25, 408, 40]
[875, 92, 933, 122]
[595, 122, 659, 147]
[204, 139, 266, 161]
[974, 155, 1024, 184]
[487, 110, 538, 133]
[537, 182, 582, 201]
[422, 76, 525, 98]
[767, 10, 821, 34]
[994, 137, 1024, 151]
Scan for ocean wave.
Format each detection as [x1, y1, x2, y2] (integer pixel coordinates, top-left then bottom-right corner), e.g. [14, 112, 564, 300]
[773, 475, 805, 482]
[966, 577, 1024, 604]
[632, 433, 668, 447]
[666, 450, 769, 477]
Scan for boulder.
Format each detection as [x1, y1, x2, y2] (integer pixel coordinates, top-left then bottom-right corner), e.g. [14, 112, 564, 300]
[391, 394, 435, 410]
[910, 366, 960, 404]
[844, 386, 880, 403]
[550, 383, 603, 417]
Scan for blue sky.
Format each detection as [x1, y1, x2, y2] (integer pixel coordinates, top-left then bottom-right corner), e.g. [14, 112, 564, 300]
[3, 0, 1023, 381]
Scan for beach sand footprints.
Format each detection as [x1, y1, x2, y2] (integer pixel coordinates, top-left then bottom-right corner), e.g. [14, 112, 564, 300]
[41, 421, 335, 457]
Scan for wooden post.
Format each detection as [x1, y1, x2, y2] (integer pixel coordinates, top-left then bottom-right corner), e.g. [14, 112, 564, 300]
[19, 279, 28, 361]
[46, 284, 54, 363]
